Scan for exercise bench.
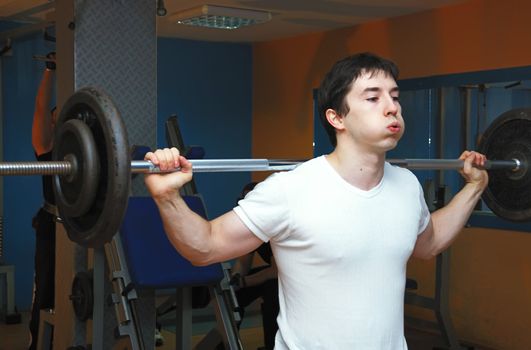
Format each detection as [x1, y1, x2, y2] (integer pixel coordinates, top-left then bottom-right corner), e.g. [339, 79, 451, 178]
[120, 195, 242, 349]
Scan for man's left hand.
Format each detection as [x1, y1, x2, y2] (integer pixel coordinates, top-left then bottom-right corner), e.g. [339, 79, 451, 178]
[458, 150, 489, 190]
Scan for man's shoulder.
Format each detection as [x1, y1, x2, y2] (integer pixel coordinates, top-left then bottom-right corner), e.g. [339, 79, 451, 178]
[384, 162, 421, 188]
[289, 156, 325, 174]
[256, 157, 324, 195]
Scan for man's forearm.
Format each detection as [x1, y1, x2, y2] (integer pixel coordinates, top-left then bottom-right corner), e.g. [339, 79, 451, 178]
[430, 182, 484, 254]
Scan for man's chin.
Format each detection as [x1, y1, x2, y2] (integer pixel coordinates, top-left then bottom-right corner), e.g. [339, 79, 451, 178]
[383, 141, 399, 152]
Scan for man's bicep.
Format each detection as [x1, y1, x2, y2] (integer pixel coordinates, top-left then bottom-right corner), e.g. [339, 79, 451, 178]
[411, 218, 435, 259]
[211, 210, 264, 262]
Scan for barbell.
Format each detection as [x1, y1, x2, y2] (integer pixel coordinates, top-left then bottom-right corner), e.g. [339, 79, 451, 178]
[1, 87, 530, 247]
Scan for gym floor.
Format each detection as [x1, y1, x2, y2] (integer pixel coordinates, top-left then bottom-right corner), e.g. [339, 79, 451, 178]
[0, 310, 496, 350]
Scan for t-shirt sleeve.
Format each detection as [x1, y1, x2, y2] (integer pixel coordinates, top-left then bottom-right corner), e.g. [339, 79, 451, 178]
[233, 173, 291, 243]
[417, 181, 431, 235]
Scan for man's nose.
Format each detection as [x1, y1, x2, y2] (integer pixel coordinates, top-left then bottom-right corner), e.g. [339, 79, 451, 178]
[384, 96, 399, 116]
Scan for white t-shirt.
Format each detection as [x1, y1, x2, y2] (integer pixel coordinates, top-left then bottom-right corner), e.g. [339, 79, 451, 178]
[233, 156, 430, 350]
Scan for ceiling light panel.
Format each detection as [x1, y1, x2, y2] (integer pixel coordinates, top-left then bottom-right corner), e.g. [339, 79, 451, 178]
[172, 4, 272, 30]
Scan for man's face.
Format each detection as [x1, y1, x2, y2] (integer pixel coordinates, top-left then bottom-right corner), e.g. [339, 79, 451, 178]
[339, 70, 404, 153]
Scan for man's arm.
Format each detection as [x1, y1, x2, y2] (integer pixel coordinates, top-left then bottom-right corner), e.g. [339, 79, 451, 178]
[412, 151, 488, 259]
[144, 147, 263, 266]
[32, 67, 55, 155]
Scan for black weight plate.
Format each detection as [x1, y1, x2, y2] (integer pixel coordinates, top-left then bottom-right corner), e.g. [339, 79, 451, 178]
[54, 87, 131, 247]
[53, 119, 100, 218]
[478, 108, 531, 222]
[70, 271, 93, 321]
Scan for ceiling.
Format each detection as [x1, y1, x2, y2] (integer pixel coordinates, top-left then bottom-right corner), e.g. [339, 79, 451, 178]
[1, 0, 465, 43]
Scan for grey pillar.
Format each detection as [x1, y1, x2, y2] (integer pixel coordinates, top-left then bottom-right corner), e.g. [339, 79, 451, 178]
[74, 0, 157, 196]
[55, 0, 157, 348]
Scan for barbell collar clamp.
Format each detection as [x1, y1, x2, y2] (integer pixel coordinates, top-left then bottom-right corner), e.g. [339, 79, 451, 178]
[512, 158, 521, 172]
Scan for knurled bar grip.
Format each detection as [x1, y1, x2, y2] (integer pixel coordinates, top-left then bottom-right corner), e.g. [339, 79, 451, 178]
[0, 161, 73, 175]
[0, 158, 521, 176]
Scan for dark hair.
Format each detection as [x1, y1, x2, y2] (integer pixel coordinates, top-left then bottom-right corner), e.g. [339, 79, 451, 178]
[317, 52, 399, 147]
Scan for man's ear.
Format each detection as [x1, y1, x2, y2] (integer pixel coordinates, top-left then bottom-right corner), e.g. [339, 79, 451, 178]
[325, 109, 345, 131]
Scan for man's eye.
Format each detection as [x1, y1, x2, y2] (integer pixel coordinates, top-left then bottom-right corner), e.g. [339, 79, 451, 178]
[392, 96, 400, 102]
[367, 97, 378, 102]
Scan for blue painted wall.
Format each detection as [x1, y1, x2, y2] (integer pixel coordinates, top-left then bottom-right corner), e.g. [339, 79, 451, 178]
[2, 32, 252, 310]
[157, 38, 253, 219]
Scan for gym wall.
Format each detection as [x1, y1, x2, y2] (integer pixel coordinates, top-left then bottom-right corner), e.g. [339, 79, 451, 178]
[157, 37, 253, 220]
[251, 0, 531, 349]
[1, 33, 252, 310]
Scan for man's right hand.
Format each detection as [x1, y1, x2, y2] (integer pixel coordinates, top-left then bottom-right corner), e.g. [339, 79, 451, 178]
[144, 147, 193, 199]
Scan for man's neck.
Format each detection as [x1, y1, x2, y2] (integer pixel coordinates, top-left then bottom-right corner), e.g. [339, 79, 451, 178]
[325, 144, 386, 191]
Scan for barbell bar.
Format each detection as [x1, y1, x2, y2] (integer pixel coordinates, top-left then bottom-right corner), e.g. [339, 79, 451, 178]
[387, 158, 521, 171]
[0, 159, 300, 175]
[135, 158, 523, 172]
[4, 87, 531, 248]
[0, 157, 522, 177]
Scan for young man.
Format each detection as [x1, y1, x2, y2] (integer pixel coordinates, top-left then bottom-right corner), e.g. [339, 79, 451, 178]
[29, 52, 57, 350]
[144, 53, 488, 349]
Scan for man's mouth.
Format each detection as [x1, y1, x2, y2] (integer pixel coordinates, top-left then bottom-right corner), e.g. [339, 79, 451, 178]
[387, 123, 401, 133]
